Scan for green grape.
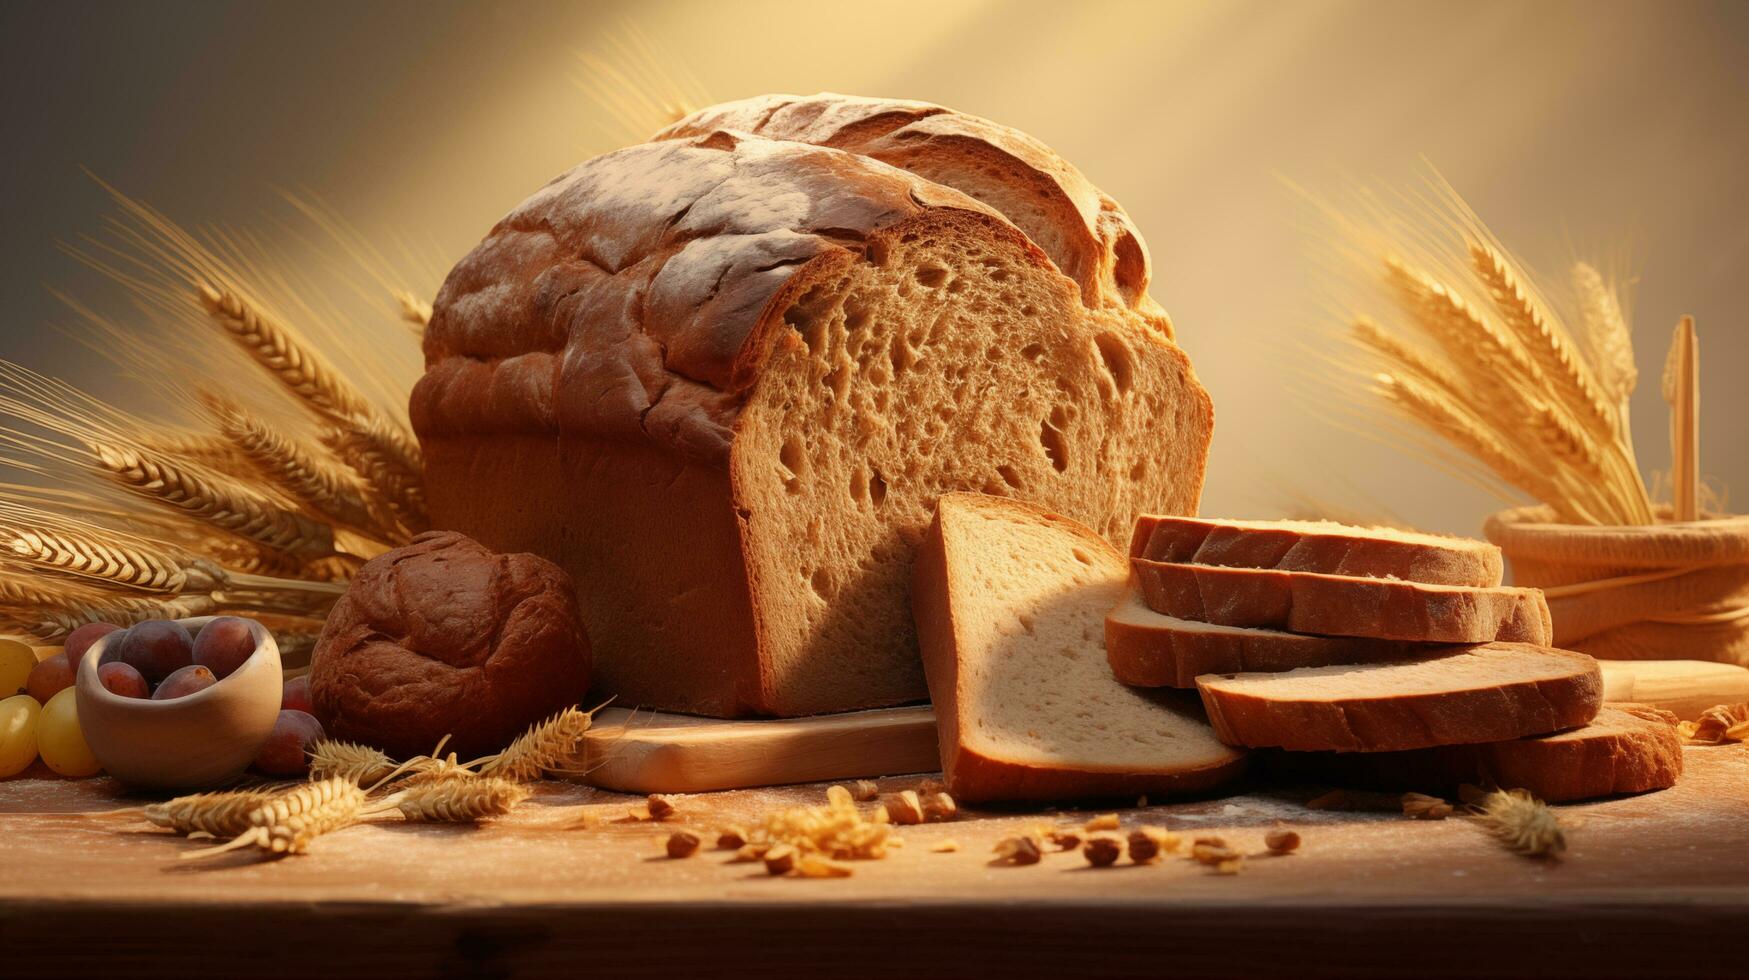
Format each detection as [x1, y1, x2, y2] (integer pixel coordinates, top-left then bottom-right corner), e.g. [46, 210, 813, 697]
[37, 688, 100, 778]
[0, 639, 34, 698]
[0, 694, 40, 778]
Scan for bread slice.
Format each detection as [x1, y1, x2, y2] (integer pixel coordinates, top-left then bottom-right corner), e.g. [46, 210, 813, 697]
[1270, 705, 1682, 802]
[1195, 643, 1603, 752]
[912, 493, 1246, 802]
[1105, 587, 1439, 688]
[1132, 559, 1552, 645]
[420, 109, 1213, 718]
[1129, 516, 1502, 588]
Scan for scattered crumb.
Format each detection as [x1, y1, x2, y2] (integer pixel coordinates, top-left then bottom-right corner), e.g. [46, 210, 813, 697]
[1264, 828, 1301, 854]
[884, 790, 925, 826]
[849, 779, 880, 802]
[795, 855, 854, 878]
[993, 835, 1043, 865]
[1083, 835, 1122, 867]
[930, 840, 960, 853]
[646, 794, 677, 821]
[763, 844, 797, 876]
[1084, 813, 1120, 832]
[923, 791, 959, 822]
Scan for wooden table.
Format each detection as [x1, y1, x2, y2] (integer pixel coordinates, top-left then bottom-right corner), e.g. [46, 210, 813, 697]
[3, 747, 1747, 979]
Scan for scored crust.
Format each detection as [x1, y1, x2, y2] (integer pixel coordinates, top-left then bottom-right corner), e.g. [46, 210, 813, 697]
[1194, 643, 1604, 753]
[1270, 704, 1683, 802]
[1128, 515, 1503, 588]
[913, 493, 1245, 802]
[1131, 558, 1552, 645]
[1105, 586, 1441, 688]
[657, 93, 1163, 324]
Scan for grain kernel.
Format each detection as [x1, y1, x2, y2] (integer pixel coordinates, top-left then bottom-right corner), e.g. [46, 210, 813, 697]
[763, 843, 797, 876]
[666, 830, 700, 859]
[1083, 835, 1122, 867]
[850, 779, 880, 801]
[923, 791, 959, 822]
[1264, 828, 1301, 854]
[1084, 813, 1120, 832]
[715, 826, 748, 850]
[795, 855, 853, 878]
[646, 794, 676, 821]
[884, 790, 925, 825]
[993, 835, 1042, 865]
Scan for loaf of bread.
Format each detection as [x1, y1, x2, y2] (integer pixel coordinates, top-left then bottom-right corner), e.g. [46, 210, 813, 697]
[1195, 643, 1603, 752]
[417, 95, 1212, 717]
[1270, 705, 1682, 802]
[1131, 559, 1553, 645]
[1129, 516, 1503, 587]
[1105, 586, 1435, 687]
[912, 493, 1245, 802]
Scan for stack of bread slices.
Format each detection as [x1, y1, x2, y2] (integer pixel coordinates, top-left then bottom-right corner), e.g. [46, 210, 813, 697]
[1111, 515, 1682, 802]
[912, 494, 1681, 804]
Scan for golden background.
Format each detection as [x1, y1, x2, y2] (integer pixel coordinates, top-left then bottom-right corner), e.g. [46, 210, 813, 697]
[3, 0, 1744, 535]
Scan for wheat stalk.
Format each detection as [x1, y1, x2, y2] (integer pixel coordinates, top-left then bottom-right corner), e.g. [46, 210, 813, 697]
[203, 395, 399, 541]
[1472, 789, 1566, 858]
[90, 441, 336, 562]
[480, 707, 594, 781]
[386, 776, 530, 822]
[1470, 242, 1617, 440]
[145, 788, 279, 838]
[196, 284, 373, 423]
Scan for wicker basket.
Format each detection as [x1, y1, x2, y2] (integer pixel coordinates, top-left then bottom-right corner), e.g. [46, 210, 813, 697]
[1484, 506, 1749, 666]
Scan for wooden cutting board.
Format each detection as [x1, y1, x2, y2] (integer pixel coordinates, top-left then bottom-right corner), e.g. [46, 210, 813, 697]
[578, 705, 939, 793]
[575, 660, 1749, 793]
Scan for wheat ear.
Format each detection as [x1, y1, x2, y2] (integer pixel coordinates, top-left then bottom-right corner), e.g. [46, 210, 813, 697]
[1374, 373, 1594, 524]
[1469, 242, 1617, 440]
[1572, 262, 1637, 421]
[308, 739, 398, 786]
[203, 395, 399, 541]
[394, 289, 432, 336]
[320, 420, 428, 532]
[146, 788, 279, 838]
[196, 284, 373, 423]
[1472, 789, 1566, 858]
[90, 441, 336, 561]
[0, 523, 211, 594]
[386, 776, 530, 822]
[480, 707, 595, 781]
[184, 777, 379, 859]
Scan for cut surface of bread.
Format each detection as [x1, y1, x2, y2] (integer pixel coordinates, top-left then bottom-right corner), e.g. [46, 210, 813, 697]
[1129, 516, 1502, 588]
[419, 113, 1213, 717]
[1105, 587, 1440, 688]
[913, 493, 1246, 802]
[1132, 559, 1552, 645]
[1271, 705, 1682, 802]
[1195, 643, 1603, 752]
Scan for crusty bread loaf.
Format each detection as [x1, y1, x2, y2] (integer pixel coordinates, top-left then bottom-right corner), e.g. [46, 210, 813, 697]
[418, 100, 1213, 717]
[1129, 516, 1503, 588]
[913, 493, 1246, 802]
[1195, 643, 1603, 752]
[1270, 705, 1682, 802]
[1131, 559, 1552, 644]
[1105, 586, 1437, 688]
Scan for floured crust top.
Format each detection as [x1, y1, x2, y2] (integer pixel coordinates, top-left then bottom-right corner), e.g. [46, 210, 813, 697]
[657, 93, 1161, 321]
[414, 130, 1012, 462]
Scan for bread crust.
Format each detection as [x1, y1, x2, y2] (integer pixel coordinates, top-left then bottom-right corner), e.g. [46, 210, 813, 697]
[1105, 588, 1439, 688]
[1269, 705, 1683, 802]
[657, 93, 1162, 321]
[1131, 559, 1552, 645]
[1129, 516, 1503, 587]
[1195, 644, 1604, 752]
[914, 494, 1246, 803]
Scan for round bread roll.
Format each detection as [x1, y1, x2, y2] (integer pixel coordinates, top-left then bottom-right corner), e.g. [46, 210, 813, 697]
[310, 531, 590, 759]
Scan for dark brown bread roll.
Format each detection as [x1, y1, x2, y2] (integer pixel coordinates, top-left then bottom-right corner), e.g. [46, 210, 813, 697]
[310, 531, 590, 759]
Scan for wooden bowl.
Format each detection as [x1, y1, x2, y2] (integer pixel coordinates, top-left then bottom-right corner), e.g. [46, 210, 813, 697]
[73, 616, 283, 790]
[1485, 506, 1749, 665]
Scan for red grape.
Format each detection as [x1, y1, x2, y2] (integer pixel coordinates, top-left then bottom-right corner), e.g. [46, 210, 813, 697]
[97, 661, 150, 699]
[281, 675, 313, 713]
[151, 664, 216, 700]
[104, 620, 193, 685]
[63, 623, 121, 673]
[253, 709, 324, 776]
[191, 616, 257, 679]
[25, 654, 74, 704]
